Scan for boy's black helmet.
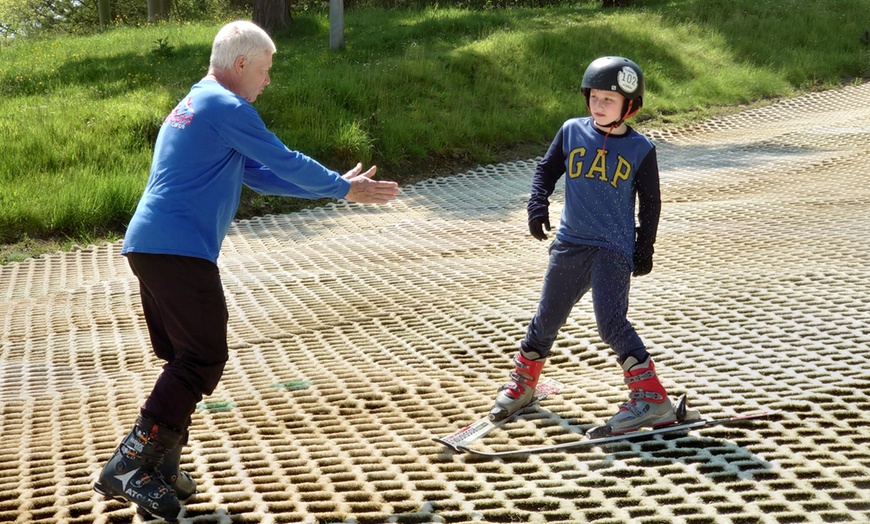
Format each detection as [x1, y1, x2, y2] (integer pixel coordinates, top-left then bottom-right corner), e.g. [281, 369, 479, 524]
[581, 56, 644, 124]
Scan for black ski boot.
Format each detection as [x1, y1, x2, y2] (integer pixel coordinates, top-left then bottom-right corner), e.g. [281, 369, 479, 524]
[94, 415, 183, 521]
[157, 429, 196, 501]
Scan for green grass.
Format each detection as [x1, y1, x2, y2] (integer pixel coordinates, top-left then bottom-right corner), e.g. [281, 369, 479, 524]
[1, 0, 869, 261]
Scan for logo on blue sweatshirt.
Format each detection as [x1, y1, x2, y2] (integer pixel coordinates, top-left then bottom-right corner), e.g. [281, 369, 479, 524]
[164, 97, 194, 130]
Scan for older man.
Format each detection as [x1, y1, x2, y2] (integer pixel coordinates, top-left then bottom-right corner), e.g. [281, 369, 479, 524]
[93, 20, 399, 520]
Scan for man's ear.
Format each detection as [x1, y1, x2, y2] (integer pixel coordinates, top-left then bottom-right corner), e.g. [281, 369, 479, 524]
[233, 55, 247, 73]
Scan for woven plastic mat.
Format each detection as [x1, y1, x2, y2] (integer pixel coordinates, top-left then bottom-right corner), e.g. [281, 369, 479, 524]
[1, 83, 869, 523]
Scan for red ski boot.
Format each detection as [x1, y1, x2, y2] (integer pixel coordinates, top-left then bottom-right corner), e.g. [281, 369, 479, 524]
[489, 349, 546, 422]
[588, 355, 680, 438]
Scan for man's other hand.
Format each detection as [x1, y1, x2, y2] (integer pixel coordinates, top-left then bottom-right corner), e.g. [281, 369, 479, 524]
[343, 163, 400, 204]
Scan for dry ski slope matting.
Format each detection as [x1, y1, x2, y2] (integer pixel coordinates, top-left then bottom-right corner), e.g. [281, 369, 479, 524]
[2, 83, 870, 524]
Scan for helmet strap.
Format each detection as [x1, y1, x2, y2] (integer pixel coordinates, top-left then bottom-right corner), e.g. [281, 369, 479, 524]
[598, 99, 641, 174]
[621, 99, 639, 121]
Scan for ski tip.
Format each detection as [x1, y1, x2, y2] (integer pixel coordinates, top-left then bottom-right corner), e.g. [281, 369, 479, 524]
[432, 437, 464, 452]
[456, 444, 515, 456]
[734, 409, 781, 421]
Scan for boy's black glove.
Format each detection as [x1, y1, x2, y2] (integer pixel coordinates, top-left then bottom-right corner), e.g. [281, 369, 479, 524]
[529, 216, 551, 241]
[632, 243, 654, 277]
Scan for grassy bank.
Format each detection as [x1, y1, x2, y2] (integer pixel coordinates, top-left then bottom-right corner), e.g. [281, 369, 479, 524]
[1, 0, 868, 262]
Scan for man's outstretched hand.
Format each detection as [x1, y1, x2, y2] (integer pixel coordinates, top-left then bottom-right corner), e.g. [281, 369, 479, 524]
[343, 163, 400, 204]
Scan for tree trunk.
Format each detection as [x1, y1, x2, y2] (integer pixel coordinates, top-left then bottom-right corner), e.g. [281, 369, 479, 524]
[329, 0, 344, 51]
[98, 0, 111, 27]
[146, 0, 172, 22]
[253, 0, 291, 35]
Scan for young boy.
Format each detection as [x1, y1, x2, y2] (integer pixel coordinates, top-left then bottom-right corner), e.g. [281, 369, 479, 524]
[489, 56, 692, 437]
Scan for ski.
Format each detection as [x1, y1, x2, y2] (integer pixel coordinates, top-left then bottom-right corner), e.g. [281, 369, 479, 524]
[457, 409, 780, 457]
[432, 377, 565, 451]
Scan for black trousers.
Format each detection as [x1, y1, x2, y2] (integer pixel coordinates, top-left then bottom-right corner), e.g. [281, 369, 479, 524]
[127, 253, 229, 430]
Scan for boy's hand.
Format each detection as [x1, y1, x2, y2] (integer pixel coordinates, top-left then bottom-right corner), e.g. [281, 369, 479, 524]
[632, 245, 654, 276]
[529, 216, 551, 241]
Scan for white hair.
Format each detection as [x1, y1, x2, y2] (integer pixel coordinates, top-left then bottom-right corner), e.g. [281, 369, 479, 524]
[209, 21, 276, 71]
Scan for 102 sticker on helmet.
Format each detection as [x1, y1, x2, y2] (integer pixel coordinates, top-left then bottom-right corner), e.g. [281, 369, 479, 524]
[617, 66, 639, 94]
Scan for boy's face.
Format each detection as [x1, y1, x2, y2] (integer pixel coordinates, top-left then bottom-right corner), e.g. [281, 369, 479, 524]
[588, 89, 626, 128]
